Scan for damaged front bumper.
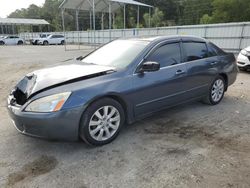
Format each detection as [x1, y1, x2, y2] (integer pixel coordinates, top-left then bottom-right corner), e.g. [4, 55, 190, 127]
[7, 98, 82, 141]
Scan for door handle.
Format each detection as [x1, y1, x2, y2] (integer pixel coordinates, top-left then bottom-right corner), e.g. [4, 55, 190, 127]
[210, 61, 218, 66]
[175, 70, 186, 75]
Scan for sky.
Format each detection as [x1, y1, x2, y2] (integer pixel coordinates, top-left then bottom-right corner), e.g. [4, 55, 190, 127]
[0, 0, 45, 18]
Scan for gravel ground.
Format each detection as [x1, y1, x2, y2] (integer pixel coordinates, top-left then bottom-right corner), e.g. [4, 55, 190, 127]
[0, 45, 250, 188]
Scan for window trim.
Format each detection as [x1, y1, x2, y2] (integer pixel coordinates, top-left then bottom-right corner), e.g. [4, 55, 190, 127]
[135, 40, 183, 73]
[145, 42, 182, 68]
[207, 42, 226, 56]
[181, 41, 209, 63]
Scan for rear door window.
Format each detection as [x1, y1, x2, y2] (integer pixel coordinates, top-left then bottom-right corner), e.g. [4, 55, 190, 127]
[207, 45, 218, 57]
[183, 42, 208, 62]
[146, 43, 181, 68]
[208, 42, 226, 56]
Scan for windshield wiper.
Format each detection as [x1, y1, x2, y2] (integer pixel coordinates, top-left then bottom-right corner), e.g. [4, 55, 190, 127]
[62, 55, 86, 62]
[75, 56, 84, 61]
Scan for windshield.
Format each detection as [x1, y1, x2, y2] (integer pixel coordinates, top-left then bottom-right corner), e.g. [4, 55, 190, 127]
[82, 40, 149, 69]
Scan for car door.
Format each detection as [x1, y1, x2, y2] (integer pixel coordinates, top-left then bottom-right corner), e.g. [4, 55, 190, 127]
[131, 41, 189, 117]
[11, 36, 17, 45]
[49, 35, 56, 44]
[181, 41, 218, 99]
[54, 35, 61, 44]
[57, 35, 63, 44]
[14, 36, 19, 44]
[5, 36, 14, 45]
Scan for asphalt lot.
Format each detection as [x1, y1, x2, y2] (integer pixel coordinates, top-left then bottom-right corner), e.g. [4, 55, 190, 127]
[0, 45, 250, 188]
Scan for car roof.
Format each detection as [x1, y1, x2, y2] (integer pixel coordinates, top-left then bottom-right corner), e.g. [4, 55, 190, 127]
[123, 35, 207, 43]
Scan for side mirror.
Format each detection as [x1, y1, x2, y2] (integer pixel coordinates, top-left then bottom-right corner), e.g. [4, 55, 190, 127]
[139, 61, 160, 73]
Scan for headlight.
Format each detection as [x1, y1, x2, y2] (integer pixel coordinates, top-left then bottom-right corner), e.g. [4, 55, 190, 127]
[25, 92, 71, 112]
[241, 49, 250, 56]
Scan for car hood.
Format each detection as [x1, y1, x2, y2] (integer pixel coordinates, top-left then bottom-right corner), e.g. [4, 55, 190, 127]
[14, 63, 115, 101]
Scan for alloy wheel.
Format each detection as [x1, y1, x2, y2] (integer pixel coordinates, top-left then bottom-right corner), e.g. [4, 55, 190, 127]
[211, 79, 224, 102]
[88, 105, 120, 141]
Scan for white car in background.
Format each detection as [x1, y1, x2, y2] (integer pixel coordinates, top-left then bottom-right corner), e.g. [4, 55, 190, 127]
[237, 46, 250, 70]
[31, 33, 51, 45]
[0, 36, 24, 45]
[38, 34, 65, 45]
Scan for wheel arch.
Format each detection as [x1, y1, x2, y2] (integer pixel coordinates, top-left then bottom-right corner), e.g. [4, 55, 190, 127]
[77, 93, 132, 143]
[89, 93, 129, 122]
[80, 93, 132, 125]
[17, 40, 23, 44]
[219, 73, 228, 91]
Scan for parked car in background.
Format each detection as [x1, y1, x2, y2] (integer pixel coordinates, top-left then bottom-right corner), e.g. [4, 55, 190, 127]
[7, 36, 237, 146]
[0, 36, 24, 45]
[237, 46, 250, 70]
[37, 34, 65, 45]
[31, 33, 51, 45]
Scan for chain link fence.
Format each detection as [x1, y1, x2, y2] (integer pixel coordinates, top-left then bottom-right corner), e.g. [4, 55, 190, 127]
[20, 22, 250, 53]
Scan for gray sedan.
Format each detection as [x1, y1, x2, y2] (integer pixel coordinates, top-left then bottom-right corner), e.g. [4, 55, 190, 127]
[7, 35, 238, 146]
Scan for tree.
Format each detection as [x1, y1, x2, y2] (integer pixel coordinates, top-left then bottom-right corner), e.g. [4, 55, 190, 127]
[210, 0, 250, 23]
[200, 14, 213, 24]
[143, 8, 165, 27]
[142, 0, 179, 24]
[113, 9, 125, 29]
[180, 0, 213, 25]
[8, 0, 65, 31]
[8, 9, 28, 18]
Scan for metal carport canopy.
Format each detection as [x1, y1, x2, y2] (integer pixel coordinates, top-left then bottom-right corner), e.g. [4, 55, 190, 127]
[59, 0, 153, 50]
[59, 0, 153, 30]
[59, 0, 152, 13]
[0, 18, 49, 25]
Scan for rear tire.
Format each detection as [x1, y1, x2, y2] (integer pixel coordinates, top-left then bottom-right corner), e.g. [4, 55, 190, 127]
[202, 76, 225, 105]
[61, 40, 65, 45]
[79, 98, 125, 146]
[43, 41, 49, 45]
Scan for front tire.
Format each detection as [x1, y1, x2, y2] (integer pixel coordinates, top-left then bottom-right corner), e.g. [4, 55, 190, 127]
[203, 76, 225, 105]
[79, 98, 125, 146]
